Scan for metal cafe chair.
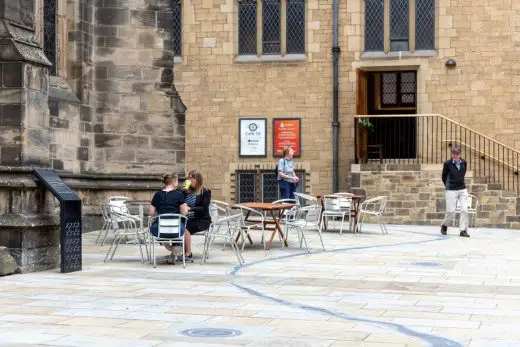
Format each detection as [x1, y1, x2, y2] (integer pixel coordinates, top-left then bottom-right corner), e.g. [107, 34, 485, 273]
[201, 214, 245, 266]
[150, 214, 188, 268]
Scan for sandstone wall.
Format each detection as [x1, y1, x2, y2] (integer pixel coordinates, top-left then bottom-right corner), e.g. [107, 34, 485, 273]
[350, 164, 520, 229]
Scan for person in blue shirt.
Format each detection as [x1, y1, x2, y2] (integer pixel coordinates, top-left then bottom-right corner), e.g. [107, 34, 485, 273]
[440, 145, 469, 237]
[277, 146, 299, 199]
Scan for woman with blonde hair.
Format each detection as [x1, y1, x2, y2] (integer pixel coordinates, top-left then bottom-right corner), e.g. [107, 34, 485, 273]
[182, 170, 211, 260]
[148, 172, 188, 264]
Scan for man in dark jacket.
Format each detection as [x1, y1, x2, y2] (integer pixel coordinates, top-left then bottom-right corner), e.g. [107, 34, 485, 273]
[440, 145, 470, 237]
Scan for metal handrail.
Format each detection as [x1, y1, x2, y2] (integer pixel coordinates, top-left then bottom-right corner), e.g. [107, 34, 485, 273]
[355, 114, 520, 155]
[354, 113, 520, 194]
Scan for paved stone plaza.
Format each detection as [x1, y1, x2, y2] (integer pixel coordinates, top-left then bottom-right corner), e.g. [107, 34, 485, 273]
[1, 225, 519, 347]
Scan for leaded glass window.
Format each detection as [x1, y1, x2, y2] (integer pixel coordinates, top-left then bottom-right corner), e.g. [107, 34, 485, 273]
[390, 0, 409, 51]
[172, 0, 182, 57]
[381, 71, 416, 107]
[262, 0, 281, 54]
[400, 72, 416, 105]
[239, 0, 257, 55]
[44, 0, 57, 75]
[237, 170, 305, 203]
[262, 173, 279, 202]
[286, 0, 305, 54]
[237, 172, 256, 203]
[415, 0, 435, 50]
[364, 0, 384, 52]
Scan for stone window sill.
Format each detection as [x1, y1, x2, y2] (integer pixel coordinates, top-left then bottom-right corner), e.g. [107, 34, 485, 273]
[361, 50, 437, 60]
[174, 56, 183, 64]
[234, 54, 307, 64]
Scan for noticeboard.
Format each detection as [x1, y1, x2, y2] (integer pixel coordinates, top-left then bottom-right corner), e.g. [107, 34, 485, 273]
[273, 118, 301, 157]
[34, 169, 82, 273]
[239, 118, 267, 157]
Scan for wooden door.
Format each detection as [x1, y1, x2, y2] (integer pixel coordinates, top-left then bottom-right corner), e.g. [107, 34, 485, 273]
[356, 69, 368, 163]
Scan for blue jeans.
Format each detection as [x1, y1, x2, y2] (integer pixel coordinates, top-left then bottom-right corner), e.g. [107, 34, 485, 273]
[279, 180, 296, 200]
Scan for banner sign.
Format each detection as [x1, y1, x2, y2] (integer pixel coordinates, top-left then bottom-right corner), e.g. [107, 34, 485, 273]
[273, 118, 301, 157]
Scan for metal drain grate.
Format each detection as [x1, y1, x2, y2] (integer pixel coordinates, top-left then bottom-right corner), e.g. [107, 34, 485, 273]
[180, 328, 242, 338]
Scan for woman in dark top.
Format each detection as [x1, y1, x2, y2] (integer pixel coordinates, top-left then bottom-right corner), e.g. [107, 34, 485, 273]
[148, 172, 188, 263]
[183, 170, 211, 259]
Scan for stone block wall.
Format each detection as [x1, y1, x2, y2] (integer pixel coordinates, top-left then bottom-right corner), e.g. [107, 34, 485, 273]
[176, 0, 352, 200]
[350, 164, 520, 229]
[91, 0, 184, 174]
[0, 169, 59, 273]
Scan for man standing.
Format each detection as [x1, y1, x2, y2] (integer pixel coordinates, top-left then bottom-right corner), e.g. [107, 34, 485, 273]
[440, 145, 470, 237]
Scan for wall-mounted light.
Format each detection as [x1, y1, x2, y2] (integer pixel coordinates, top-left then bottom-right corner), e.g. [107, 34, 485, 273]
[445, 58, 457, 68]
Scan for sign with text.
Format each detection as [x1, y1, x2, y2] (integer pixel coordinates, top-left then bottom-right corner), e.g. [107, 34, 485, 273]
[239, 118, 267, 157]
[273, 118, 301, 157]
[34, 169, 82, 273]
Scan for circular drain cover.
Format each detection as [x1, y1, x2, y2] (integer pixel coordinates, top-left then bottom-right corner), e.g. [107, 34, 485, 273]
[412, 261, 442, 267]
[180, 328, 242, 338]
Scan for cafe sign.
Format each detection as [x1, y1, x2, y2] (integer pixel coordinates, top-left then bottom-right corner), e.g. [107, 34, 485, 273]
[239, 118, 267, 157]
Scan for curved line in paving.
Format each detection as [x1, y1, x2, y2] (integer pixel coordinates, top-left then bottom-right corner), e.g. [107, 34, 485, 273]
[229, 234, 463, 347]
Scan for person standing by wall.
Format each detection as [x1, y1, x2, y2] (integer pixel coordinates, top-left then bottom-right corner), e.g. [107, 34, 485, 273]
[440, 145, 470, 237]
[277, 146, 299, 199]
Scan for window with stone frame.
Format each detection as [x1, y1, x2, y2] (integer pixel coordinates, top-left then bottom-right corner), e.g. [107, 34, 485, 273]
[172, 0, 182, 57]
[238, 0, 305, 56]
[43, 0, 57, 75]
[236, 170, 305, 203]
[364, 0, 435, 53]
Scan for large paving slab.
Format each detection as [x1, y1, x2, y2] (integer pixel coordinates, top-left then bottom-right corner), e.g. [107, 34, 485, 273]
[1, 224, 519, 346]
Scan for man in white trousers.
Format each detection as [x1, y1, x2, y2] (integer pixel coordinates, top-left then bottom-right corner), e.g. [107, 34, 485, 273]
[440, 145, 470, 237]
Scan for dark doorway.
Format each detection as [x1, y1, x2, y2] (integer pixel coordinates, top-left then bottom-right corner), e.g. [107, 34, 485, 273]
[366, 71, 417, 159]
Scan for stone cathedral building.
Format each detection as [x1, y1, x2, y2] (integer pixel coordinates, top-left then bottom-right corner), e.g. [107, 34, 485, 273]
[0, 0, 185, 271]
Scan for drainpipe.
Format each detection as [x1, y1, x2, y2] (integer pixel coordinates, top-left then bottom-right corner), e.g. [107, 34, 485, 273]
[332, 0, 341, 192]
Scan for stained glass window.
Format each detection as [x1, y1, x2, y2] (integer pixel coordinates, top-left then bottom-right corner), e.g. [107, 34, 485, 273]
[364, 0, 384, 52]
[239, 0, 257, 55]
[43, 0, 57, 75]
[286, 0, 305, 54]
[415, 0, 435, 50]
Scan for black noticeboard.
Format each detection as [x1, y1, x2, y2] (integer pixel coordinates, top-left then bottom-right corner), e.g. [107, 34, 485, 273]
[34, 169, 82, 273]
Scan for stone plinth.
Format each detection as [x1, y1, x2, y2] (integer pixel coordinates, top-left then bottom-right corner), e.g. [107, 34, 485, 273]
[350, 164, 520, 229]
[0, 168, 59, 272]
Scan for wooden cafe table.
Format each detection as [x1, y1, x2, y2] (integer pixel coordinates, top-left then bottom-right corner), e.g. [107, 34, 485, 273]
[239, 202, 296, 250]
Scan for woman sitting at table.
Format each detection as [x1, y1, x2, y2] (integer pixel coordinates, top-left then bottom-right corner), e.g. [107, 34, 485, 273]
[148, 172, 188, 264]
[182, 170, 211, 260]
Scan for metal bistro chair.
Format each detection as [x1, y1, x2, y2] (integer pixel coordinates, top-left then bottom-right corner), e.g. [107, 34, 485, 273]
[356, 196, 388, 235]
[294, 192, 319, 207]
[270, 199, 299, 242]
[229, 204, 267, 250]
[95, 203, 112, 245]
[104, 209, 147, 263]
[453, 194, 479, 231]
[201, 214, 245, 266]
[286, 204, 325, 253]
[321, 195, 352, 234]
[151, 214, 188, 268]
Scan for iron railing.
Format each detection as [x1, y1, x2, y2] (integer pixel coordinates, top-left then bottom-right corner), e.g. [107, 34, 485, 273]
[354, 114, 520, 194]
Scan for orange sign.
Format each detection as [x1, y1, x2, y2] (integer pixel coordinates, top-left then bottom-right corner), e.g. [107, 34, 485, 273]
[273, 118, 301, 157]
